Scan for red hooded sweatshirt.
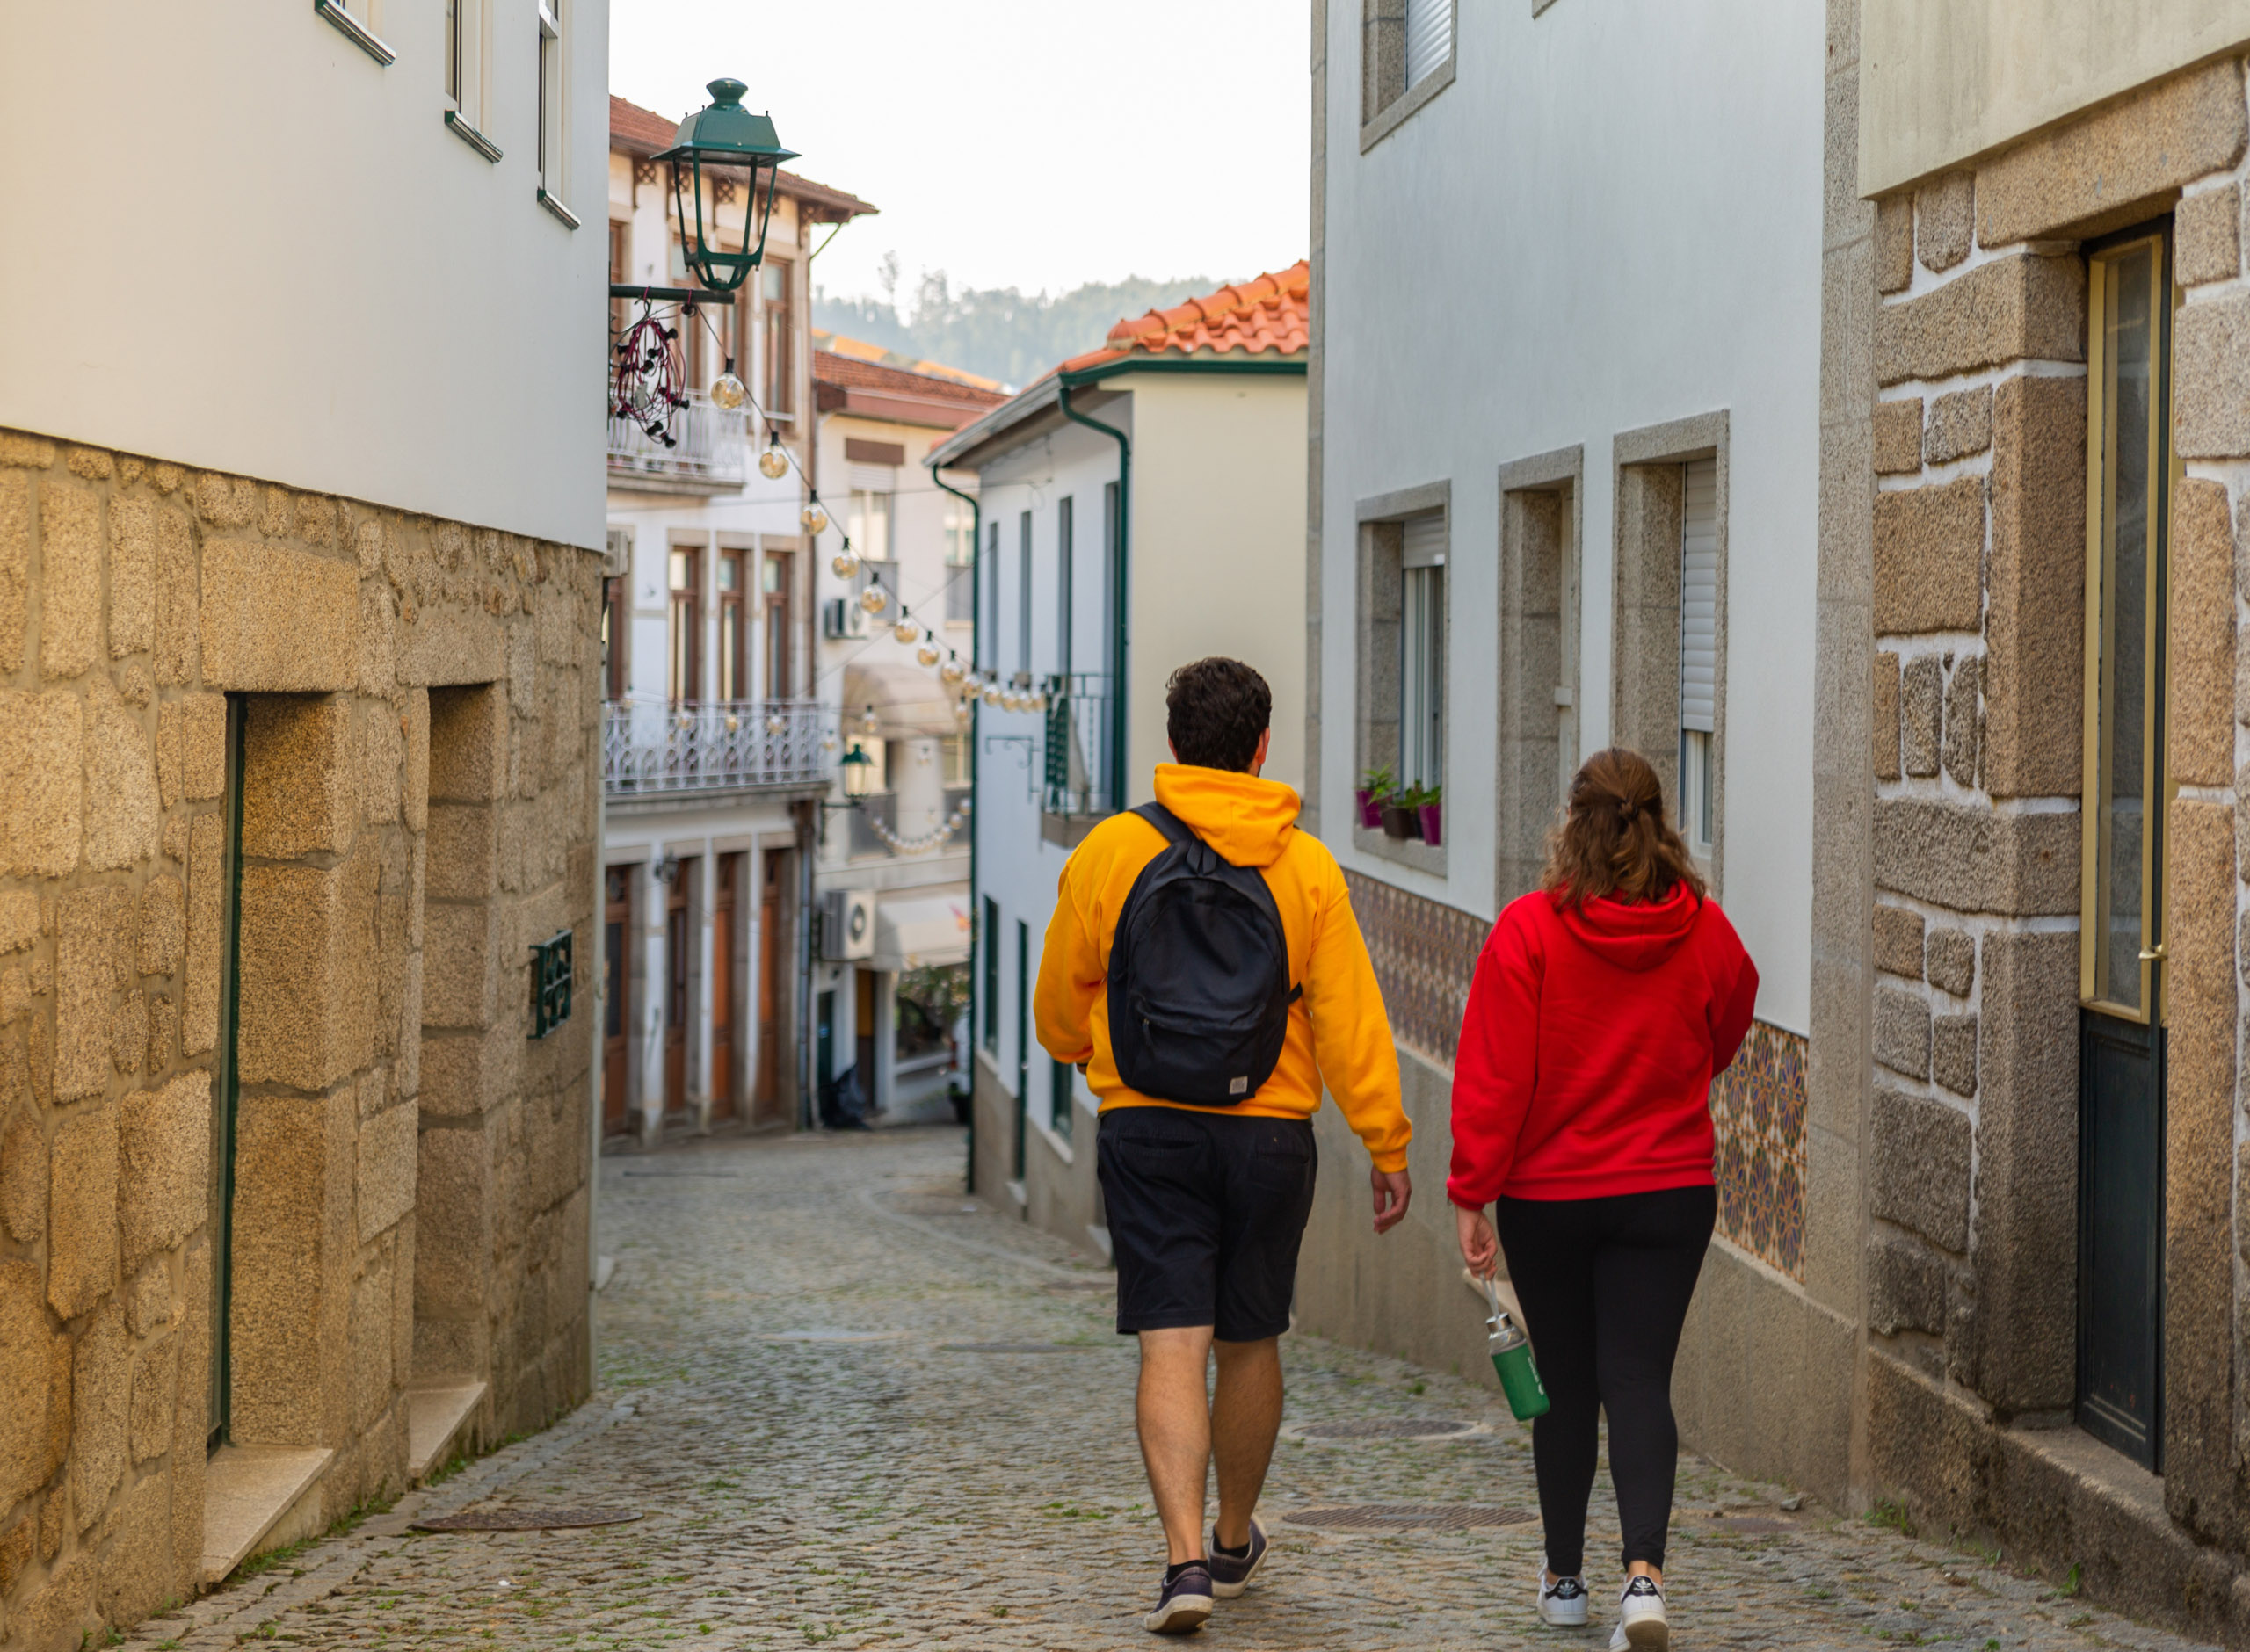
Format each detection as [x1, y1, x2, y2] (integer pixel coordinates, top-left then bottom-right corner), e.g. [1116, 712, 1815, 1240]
[1447, 883, 1758, 1207]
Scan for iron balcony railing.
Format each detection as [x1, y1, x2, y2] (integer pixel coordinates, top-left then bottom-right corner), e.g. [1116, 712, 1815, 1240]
[1042, 673, 1120, 818]
[605, 388, 749, 487]
[603, 699, 831, 796]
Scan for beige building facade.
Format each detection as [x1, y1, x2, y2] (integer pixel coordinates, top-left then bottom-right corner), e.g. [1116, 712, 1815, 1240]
[0, 7, 606, 1648]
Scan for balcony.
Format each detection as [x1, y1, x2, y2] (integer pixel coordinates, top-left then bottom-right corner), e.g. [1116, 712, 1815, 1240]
[1042, 673, 1119, 846]
[605, 388, 748, 494]
[603, 699, 831, 801]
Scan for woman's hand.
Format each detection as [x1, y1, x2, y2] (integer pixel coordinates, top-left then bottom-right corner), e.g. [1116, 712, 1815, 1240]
[1455, 1203, 1499, 1279]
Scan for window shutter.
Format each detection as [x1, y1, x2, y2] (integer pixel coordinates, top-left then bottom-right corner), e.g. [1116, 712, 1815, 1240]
[846, 462, 895, 495]
[1400, 511, 1446, 569]
[1680, 459, 1718, 734]
[1405, 0, 1453, 88]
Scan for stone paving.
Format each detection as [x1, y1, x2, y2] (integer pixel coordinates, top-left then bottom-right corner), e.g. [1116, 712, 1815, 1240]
[123, 1127, 2217, 1651]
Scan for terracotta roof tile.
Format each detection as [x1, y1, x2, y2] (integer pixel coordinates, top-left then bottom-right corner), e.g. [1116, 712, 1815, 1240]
[1057, 261, 1310, 374]
[812, 350, 1007, 409]
[608, 95, 877, 220]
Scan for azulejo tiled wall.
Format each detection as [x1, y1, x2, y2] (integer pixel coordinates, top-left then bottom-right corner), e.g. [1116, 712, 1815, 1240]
[1709, 1019, 1808, 1279]
[1345, 869, 1808, 1279]
[1343, 869, 1487, 1068]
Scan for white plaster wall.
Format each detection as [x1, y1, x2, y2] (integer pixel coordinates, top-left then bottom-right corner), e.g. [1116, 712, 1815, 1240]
[1860, 0, 2250, 194]
[1319, 0, 1824, 1033]
[2, 1, 609, 549]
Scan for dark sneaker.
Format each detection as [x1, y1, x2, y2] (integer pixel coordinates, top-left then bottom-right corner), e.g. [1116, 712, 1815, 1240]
[1144, 1562, 1214, 1634]
[1207, 1518, 1268, 1598]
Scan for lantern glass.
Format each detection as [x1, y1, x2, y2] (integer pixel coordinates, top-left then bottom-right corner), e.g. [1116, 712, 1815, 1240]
[654, 79, 799, 296]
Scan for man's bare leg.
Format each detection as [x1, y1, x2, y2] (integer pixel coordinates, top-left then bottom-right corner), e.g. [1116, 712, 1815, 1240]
[1136, 1327, 1216, 1565]
[1210, 1337, 1282, 1549]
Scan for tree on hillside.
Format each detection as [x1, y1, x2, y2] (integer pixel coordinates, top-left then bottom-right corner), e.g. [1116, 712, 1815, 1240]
[814, 264, 1221, 390]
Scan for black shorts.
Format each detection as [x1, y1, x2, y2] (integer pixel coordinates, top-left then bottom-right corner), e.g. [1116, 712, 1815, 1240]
[1096, 1106, 1318, 1343]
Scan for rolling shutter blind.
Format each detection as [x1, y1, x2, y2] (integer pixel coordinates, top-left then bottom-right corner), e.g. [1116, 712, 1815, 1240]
[846, 462, 895, 495]
[1401, 511, 1446, 569]
[1405, 0, 1453, 88]
[1680, 459, 1717, 734]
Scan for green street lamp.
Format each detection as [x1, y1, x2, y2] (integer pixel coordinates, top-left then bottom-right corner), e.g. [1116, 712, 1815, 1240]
[655, 78, 799, 296]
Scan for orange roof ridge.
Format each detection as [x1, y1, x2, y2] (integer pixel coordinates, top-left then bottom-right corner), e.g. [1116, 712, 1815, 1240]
[1053, 261, 1310, 376]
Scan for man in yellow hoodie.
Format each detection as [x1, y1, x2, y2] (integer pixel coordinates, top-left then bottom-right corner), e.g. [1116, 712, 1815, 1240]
[1034, 656, 1412, 1634]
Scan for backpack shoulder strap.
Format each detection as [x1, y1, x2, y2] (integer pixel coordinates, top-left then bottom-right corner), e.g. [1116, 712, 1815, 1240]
[1131, 802, 1195, 848]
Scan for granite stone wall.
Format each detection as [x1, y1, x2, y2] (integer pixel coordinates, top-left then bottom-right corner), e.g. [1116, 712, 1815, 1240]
[0, 426, 600, 1649]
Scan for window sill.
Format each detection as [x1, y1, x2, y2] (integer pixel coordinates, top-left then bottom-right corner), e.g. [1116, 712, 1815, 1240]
[445, 110, 504, 163]
[1033, 1114, 1077, 1166]
[1353, 822, 1448, 879]
[537, 187, 582, 229]
[314, 0, 396, 63]
[1360, 54, 1454, 154]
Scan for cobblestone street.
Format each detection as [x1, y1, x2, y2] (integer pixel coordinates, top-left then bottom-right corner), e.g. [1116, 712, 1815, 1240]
[124, 1128, 2215, 1651]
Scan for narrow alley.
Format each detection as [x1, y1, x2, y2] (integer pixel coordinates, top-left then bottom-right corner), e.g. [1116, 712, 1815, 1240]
[116, 1129, 2211, 1652]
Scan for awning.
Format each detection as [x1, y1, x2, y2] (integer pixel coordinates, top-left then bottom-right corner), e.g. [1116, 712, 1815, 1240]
[843, 662, 961, 740]
[871, 886, 970, 972]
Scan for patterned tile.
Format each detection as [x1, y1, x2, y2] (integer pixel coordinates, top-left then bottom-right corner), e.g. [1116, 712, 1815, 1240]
[1342, 870, 1489, 1069]
[1709, 1020, 1809, 1279]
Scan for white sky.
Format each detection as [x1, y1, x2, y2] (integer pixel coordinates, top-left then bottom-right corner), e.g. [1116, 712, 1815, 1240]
[609, 0, 1311, 303]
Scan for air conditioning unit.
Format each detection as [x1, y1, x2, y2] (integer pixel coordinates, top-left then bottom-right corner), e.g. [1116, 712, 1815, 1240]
[603, 526, 632, 578]
[819, 888, 876, 960]
[823, 597, 870, 640]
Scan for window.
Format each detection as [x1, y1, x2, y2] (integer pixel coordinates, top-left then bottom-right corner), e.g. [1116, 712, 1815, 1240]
[941, 734, 969, 787]
[607, 219, 631, 343]
[1399, 513, 1446, 792]
[2081, 229, 2170, 1016]
[445, 0, 461, 105]
[981, 897, 999, 1052]
[535, 0, 564, 198]
[1103, 482, 1120, 679]
[846, 488, 891, 563]
[983, 520, 1000, 670]
[1679, 458, 1717, 857]
[1017, 511, 1033, 678]
[717, 549, 748, 701]
[762, 551, 793, 699]
[763, 259, 795, 416]
[668, 544, 700, 703]
[1405, 0, 1454, 89]
[1056, 496, 1075, 680]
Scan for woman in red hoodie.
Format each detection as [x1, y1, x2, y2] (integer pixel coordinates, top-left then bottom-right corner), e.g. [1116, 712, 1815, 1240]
[1451, 748, 1757, 1652]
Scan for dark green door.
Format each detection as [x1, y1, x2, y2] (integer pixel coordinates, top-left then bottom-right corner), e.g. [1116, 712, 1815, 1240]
[2076, 224, 2170, 1472]
[208, 697, 246, 1448]
[1013, 920, 1028, 1182]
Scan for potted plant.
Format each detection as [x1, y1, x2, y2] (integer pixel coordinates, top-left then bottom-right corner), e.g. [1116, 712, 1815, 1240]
[1355, 765, 1392, 830]
[1379, 783, 1423, 841]
[1415, 783, 1442, 847]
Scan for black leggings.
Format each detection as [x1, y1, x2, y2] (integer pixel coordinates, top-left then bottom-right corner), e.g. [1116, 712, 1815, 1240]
[1495, 1184, 1715, 1576]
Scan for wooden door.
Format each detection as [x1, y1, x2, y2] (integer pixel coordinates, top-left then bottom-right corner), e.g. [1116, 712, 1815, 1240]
[757, 849, 786, 1116]
[603, 866, 632, 1134]
[711, 853, 738, 1119]
[664, 859, 694, 1116]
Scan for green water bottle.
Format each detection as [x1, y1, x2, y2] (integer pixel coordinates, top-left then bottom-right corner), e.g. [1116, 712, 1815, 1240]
[1484, 1276, 1550, 1421]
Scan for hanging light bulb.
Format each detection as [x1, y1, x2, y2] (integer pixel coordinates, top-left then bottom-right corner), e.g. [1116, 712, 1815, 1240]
[860, 704, 881, 735]
[820, 732, 838, 753]
[892, 619, 918, 645]
[801, 501, 829, 535]
[758, 436, 789, 480]
[859, 583, 887, 614]
[831, 551, 859, 580]
[709, 367, 746, 410]
[765, 712, 786, 735]
[1027, 691, 1049, 714]
[939, 658, 965, 686]
[954, 696, 974, 724]
[916, 640, 941, 668]
[982, 683, 1004, 707]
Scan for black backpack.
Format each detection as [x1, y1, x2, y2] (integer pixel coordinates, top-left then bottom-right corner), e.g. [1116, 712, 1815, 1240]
[1107, 803, 1299, 1106]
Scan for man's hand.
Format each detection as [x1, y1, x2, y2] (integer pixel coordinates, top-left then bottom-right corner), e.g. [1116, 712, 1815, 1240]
[1455, 1203, 1499, 1279]
[1369, 1166, 1412, 1235]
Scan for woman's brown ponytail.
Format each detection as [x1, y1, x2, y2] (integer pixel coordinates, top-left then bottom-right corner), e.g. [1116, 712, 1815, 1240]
[1541, 747, 1706, 909]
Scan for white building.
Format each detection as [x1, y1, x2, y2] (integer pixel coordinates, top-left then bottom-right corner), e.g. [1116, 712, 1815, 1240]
[803, 341, 1003, 1125]
[599, 96, 874, 1141]
[925, 268, 1310, 1247]
[1296, 0, 1829, 1474]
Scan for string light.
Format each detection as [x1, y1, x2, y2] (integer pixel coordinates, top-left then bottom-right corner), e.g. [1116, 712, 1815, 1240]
[916, 640, 940, 668]
[860, 704, 881, 735]
[710, 369, 746, 410]
[858, 584, 888, 614]
[864, 795, 973, 856]
[758, 435, 789, 479]
[892, 619, 918, 645]
[940, 659, 965, 685]
[831, 550, 860, 579]
[765, 712, 786, 735]
[802, 501, 829, 536]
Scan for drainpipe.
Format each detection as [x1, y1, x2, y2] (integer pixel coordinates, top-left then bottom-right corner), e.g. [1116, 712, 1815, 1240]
[929, 465, 980, 1195]
[1057, 381, 1129, 810]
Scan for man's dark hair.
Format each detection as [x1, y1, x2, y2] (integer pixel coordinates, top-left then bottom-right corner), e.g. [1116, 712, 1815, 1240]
[1165, 657, 1272, 771]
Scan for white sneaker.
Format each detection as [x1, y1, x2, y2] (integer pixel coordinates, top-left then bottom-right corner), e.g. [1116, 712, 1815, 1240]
[1608, 1576, 1667, 1651]
[1536, 1559, 1589, 1627]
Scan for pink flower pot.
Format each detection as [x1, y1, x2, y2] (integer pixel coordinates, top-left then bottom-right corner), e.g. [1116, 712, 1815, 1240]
[1355, 789, 1383, 830]
[1419, 803, 1443, 847]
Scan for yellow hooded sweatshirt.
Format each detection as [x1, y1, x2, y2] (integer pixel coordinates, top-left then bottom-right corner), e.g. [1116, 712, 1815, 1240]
[1032, 764, 1411, 1172]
